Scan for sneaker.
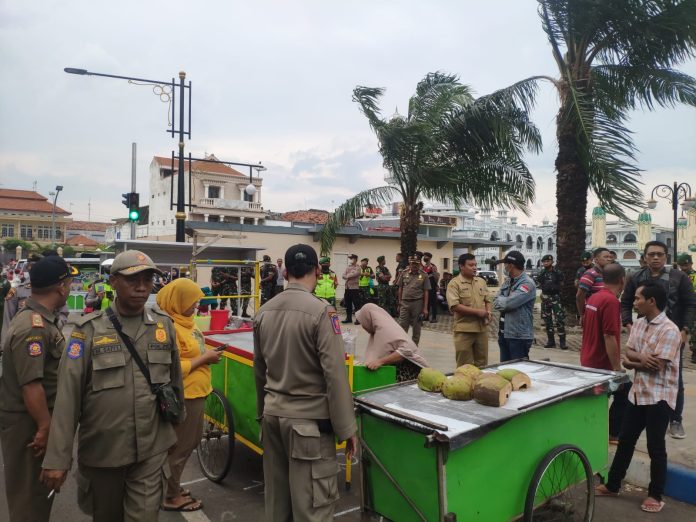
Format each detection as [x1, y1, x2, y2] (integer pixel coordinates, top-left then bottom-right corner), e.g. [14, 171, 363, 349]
[669, 421, 686, 439]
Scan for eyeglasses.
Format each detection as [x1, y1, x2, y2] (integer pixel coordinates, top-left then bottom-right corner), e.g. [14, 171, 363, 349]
[645, 252, 666, 258]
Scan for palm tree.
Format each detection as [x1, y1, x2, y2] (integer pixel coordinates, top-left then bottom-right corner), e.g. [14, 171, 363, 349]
[523, 0, 696, 311]
[319, 72, 542, 256]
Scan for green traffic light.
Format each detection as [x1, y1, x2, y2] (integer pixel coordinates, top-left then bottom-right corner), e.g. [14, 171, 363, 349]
[129, 210, 139, 221]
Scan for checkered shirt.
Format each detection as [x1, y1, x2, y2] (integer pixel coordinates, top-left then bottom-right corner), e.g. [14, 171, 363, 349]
[626, 312, 681, 409]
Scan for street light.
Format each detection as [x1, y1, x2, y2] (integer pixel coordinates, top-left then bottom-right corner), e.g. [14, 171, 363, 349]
[646, 182, 695, 262]
[64, 67, 192, 242]
[247, 163, 267, 196]
[50, 185, 63, 245]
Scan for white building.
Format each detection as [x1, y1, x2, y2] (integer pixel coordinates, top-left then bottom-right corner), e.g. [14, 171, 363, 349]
[147, 154, 266, 237]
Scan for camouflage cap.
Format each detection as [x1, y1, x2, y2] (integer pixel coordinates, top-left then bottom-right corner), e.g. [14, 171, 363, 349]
[110, 250, 163, 276]
[676, 253, 692, 264]
[319, 256, 331, 264]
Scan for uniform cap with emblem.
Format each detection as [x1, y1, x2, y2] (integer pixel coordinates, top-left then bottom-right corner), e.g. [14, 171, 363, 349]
[110, 250, 163, 276]
[262, 254, 272, 262]
[496, 250, 525, 269]
[408, 253, 422, 263]
[285, 244, 318, 268]
[541, 254, 553, 262]
[29, 256, 72, 288]
[319, 256, 331, 264]
[580, 250, 593, 261]
[676, 253, 692, 264]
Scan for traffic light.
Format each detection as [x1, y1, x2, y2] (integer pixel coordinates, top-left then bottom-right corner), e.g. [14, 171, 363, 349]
[128, 193, 140, 222]
[121, 193, 131, 208]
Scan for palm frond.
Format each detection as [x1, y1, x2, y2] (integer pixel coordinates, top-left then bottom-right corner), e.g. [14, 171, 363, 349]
[352, 86, 386, 131]
[318, 186, 398, 255]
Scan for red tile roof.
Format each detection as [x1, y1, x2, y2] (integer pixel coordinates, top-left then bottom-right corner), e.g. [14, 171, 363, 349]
[66, 221, 110, 232]
[153, 155, 248, 178]
[0, 189, 70, 215]
[65, 234, 99, 247]
[281, 209, 330, 224]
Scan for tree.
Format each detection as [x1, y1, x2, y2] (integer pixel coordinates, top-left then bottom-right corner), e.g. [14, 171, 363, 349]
[320, 72, 541, 255]
[523, 0, 696, 312]
[2, 239, 34, 254]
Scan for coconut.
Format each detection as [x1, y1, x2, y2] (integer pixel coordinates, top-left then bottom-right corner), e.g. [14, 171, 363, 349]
[473, 375, 512, 407]
[441, 375, 474, 401]
[497, 369, 532, 390]
[417, 368, 447, 392]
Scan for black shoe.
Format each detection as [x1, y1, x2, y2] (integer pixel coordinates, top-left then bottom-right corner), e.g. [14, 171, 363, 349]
[341, 319, 352, 324]
[354, 320, 360, 325]
[544, 334, 556, 348]
[241, 313, 251, 318]
[559, 335, 567, 350]
[691, 354, 696, 364]
[429, 317, 437, 323]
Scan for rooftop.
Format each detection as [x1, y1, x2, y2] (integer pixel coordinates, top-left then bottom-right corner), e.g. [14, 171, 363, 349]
[153, 154, 248, 178]
[0, 189, 70, 215]
[66, 221, 110, 232]
[280, 209, 330, 224]
[65, 234, 99, 247]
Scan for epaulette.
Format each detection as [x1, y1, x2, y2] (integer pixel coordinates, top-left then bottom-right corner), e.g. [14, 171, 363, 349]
[148, 303, 170, 317]
[71, 310, 103, 327]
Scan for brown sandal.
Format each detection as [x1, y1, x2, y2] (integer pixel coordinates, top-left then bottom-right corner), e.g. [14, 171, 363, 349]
[595, 484, 619, 497]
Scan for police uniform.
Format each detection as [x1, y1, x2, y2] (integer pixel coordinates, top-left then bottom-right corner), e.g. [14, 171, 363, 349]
[1, 279, 32, 348]
[42, 252, 185, 522]
[315, 257, 338, 306]
[446, 273, 491, 367]
[359, 263, 375, 305]
[254, 245, 356, 522]
[537, 257, 566, 348]
[398, 263, 431, 346]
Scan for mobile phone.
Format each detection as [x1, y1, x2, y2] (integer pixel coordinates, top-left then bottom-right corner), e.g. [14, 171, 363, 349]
[215, 344, 230, 352]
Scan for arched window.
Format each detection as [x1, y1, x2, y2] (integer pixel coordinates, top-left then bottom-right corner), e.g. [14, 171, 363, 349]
[607, 234, 617, 244]
[536, 236, 543, 251]
[623, 251, 637, 260]
[526, 259, 533, 269]
[506, 233, 512, 242]
[624, 233, 636, 243]
[490, 231, 499, 241]
[526, 236, 533, 250]
[516, 234, 523, 243]
[548, 237, 554, 250]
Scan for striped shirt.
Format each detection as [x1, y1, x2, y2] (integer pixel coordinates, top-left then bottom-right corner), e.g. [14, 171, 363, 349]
[626, 312, 681, 409]
[578, 266, 604, 296]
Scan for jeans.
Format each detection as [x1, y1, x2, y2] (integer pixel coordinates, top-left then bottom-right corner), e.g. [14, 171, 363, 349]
[672, 342, 684, 423]
[606, 400, 671, 501]
[498, 332, 533, 362]
[609, 382, 632, 438]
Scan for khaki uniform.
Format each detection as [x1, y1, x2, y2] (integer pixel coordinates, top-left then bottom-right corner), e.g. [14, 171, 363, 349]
[398, 269, 431, 345]
[446, 275, 491, 367]
[254, 283, 356, 522]
[42, 302, 185, 522]
[1, 281, 32, 348]
[0, 299, 64, 522]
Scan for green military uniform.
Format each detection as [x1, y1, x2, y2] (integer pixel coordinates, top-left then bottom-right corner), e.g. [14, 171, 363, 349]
[211, 266, 238, 314]
[375, 264, 395, 315]
[446, 274, 491, 367]
[260, 261, 278, 305]
[42, 303, 185, 521]
[537, 265, 566, 347]
[680, 263, 696, 362]
[0, 298, 64, 522]
[398, 268, 431, 345]
[240, 266, 253, 317]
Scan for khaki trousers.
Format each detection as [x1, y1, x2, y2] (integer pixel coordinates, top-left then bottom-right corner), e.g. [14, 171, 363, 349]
[454, 331, 489, 368]
[0, 412, 54, 522]
[261, 415, 340, 522]
[167, 397, 205, 498]
[77, 450, 169, 522]
[398, 299, 423, 345]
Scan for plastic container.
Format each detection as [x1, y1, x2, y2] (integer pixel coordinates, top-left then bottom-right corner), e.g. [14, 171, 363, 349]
[194, 315, 212, 332]
[209, 310, 229, 330]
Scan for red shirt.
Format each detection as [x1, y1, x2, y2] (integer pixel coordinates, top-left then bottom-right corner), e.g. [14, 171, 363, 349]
[580, 288, 621, 371]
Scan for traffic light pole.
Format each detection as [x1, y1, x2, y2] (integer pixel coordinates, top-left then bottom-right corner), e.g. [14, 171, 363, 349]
[131, 142, 137, 239]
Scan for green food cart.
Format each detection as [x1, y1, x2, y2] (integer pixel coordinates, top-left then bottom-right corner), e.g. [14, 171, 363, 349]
[355, 360, 626, 522]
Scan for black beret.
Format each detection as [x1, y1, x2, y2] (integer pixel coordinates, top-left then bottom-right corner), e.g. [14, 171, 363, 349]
[29, 256, 72, 289]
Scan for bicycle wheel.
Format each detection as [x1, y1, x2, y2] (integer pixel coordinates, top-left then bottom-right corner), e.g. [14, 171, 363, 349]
[524, 444, 594, 522]
[197, 389, 235, 482]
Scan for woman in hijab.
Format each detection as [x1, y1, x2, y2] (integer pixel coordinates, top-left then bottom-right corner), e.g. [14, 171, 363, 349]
[157, 278, 222, 512]
[355, 303, 428, 381]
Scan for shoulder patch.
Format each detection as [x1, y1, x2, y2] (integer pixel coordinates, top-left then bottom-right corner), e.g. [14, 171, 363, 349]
[328, 311, 341, 335]
[70, 330, 86, 340]
[155, 328, 167, 342]
[519, 284, 530, 293]
[31, 313, 44, 328]
[67, 339, 84, 359]
[27, 341, 43, 357]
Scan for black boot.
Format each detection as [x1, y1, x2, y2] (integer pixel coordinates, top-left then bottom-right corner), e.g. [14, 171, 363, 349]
[691, 351, 696, 364]
[559, 335, 567, 350]
[544, 333, 556, 348]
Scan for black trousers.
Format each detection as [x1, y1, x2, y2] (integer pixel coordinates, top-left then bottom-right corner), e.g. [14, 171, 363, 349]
[606, 400, 671, 501]
[672, 342, 684, 423]
[609, 382, 632, 438]
[344, 289, 361, 321]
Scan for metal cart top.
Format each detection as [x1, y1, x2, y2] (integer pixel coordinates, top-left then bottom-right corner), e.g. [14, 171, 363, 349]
[355, 360, 627, 450]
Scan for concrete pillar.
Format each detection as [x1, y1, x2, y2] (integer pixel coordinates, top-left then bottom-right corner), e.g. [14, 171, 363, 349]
[240, 217, 245, 225]
[219, 186, 224, 200]
[637, 211, 652, 252]
[203, 182, 210, 199]
[204, 214, 209, 222]
[686, 207, 696, 252]
[219, 215, 225, 223]
[253, 217, 259, 225]
[591, 207, 606, 249]
[677, 217, 687, 254]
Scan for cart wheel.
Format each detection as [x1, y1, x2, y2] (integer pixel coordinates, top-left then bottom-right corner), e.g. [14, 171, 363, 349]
[524, 444, 594, 522]
[197, 389, 235, 483]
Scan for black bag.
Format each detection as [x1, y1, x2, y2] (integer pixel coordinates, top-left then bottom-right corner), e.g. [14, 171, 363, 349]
[105, 308, 182, 423]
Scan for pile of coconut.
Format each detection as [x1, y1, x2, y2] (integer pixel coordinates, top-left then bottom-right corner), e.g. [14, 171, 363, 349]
[417, 365, 531, 407]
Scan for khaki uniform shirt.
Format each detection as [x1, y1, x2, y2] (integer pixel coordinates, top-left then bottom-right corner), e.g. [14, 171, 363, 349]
[1, 281, 32, 347]
[399, 269, 431, 301]
[42, 302, 185, 471]
[446, 275, 491, 333]
[0, 298, 64, 414]
[253, 283, 356, 441]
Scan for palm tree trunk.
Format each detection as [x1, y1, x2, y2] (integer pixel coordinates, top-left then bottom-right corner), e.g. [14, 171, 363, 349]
[555, 97, 589, 320]
[400, 199, 421, 256]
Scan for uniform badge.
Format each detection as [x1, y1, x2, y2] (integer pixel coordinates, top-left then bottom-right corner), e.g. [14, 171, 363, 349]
[67, 339, 84, 359]
[156, 321, 164, 328]
[329, 311, 341, 335]
[155, 328, 167, 342]
[519, 284, 530, 293]
[94, 335, 118, 346]
[27, 341, 43, 357]
[31, 313, 45, 328]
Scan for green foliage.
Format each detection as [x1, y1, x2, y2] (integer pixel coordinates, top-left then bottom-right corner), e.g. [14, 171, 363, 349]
[60, 245, 76, 257]
[2, 239, 34, 253]
[319, 72, 540, 255]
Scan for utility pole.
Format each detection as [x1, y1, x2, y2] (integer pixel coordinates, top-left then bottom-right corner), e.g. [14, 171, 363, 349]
[131, 142, 137, 239]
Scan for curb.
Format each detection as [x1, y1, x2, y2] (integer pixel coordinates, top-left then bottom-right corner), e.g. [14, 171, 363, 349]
[608, 446, 696, 505]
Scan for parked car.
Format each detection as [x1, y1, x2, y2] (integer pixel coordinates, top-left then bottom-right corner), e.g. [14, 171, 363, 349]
[476, 270, 499, 286]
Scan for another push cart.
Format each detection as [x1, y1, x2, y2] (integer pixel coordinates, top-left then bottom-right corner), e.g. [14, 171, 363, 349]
[198, 328, 396, 484]
[355, 360, 627, 522]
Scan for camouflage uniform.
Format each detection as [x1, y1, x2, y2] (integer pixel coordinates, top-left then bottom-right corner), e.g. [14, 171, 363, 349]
[684, 267, 696, 362]
[537, 267, 566, 346]
[260, 262, 278, 305]
[375, 265, 394, 316]
[211, 267, 238, 314]
[240, 266, 253, 317]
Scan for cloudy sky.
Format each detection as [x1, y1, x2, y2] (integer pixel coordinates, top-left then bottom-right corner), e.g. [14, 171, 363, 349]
[1, 0, 695, 228]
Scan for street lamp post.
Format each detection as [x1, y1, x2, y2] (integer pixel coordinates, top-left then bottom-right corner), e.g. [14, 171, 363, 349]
[646, 181, 696, 262]
[50, 185, 63, 245]
[64, 67, 192, 242]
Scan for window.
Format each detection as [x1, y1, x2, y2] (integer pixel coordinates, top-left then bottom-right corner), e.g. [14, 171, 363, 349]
[208, 215, 220, 223]
[55, 230, 62, 240]
[624, 233, 636, 243]
[208, 186, 220, 199]
[490, 231, 499, 241]
[442, 258, 449, 270]
[37, 226, 51, 239]
[623, 251, 637, 260]
[526, 236, 533, 250]
[548, 237, 554, 250]
[1, 223, 14, 238]
[607, 234, 617, 244]
[20, 225, 33, 240]
[160, 168, 173, 178]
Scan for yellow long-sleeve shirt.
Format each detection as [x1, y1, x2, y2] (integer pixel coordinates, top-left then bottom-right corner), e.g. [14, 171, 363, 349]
[178, 328, 213, 399]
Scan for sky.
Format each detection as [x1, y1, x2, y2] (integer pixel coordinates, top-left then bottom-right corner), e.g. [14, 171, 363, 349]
[1, 0, 695, 229]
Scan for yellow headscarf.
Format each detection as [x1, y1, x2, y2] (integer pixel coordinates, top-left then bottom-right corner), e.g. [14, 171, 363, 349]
[156, 278, 204, 331]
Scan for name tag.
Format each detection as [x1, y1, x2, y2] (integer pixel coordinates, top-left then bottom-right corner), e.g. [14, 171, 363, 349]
[92, 344, 122, 356]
